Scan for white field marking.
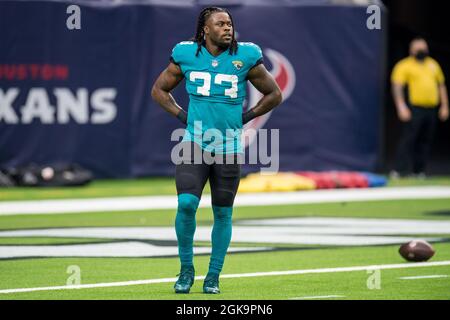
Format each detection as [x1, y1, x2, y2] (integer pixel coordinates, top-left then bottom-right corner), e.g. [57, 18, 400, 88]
[290, 295, 345, 300]
[1, 217, 446, 247]
[0, 186, 450, 216]
[398, 275, 448, 280]
[1, 260, 450, 295]
[0, 241, 271, 259]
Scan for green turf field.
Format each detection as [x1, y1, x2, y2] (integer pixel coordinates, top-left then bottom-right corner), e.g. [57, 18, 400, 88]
[1, 176, 450, 300]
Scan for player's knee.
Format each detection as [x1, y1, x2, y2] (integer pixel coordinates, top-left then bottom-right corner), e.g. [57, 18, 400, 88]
[212, 205, 233, 223]
[178, 193, 200, 214]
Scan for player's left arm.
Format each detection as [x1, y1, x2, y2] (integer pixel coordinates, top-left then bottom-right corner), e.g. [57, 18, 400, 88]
[243, 64, 283, 124]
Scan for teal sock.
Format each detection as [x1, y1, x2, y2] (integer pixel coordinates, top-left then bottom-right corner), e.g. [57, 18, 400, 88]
[175, 193, 200, 268]
[208, 205, 233, 275]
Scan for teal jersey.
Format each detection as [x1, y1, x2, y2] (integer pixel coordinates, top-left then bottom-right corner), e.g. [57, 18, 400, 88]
[171, 41, 263, 154]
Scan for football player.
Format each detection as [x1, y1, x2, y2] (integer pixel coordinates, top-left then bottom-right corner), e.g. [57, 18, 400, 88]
[151, 6, 282, 294]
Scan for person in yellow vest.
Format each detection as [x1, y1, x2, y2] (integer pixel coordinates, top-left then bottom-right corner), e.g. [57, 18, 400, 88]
[390, 37, 449, 178]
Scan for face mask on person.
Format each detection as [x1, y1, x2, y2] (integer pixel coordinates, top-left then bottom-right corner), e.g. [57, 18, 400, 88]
[414, 50, 428, 61]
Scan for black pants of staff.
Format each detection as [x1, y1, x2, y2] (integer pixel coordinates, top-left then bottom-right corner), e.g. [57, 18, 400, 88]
[394, 105, 438, 175]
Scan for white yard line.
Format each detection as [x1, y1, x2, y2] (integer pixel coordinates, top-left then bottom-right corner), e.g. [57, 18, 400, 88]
[1, 186, 450, 216]
[398, 275, 448, 280]
[1, 260, 450, 295]
[290, 295, 345, 300]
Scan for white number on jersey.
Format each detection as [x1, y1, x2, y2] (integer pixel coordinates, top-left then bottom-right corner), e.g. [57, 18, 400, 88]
[190, 71, 238, 98]
[190, 71, 211, 96]
[215, 74, 238, 98]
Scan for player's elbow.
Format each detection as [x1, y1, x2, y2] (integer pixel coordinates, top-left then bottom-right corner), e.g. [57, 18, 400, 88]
[151, 84, 160, 101]
[273, 88, 283, 106]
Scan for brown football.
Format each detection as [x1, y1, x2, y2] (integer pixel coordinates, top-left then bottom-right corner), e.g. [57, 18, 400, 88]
[399, 240, 435, 262]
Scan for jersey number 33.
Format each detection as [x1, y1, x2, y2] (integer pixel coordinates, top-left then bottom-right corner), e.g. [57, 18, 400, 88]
[190, 71, 238, 98]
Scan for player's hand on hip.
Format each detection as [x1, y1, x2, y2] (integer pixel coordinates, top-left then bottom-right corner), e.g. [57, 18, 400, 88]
[439, 104, 449, 122]
[176, 109, 188, 125]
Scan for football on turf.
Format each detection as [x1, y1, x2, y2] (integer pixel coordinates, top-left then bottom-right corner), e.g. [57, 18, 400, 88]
[399, 240, 435, 262]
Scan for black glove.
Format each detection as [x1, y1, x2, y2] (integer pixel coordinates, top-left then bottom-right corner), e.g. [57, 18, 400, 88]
[242, 109, 257, 125]
[176, 109, 187, 125]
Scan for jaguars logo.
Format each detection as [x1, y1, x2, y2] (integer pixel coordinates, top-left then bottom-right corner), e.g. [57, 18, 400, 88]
[232, 60, 244, 70]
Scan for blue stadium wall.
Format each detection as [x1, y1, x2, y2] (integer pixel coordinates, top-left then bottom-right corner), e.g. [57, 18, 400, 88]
[0, 0, 386, 177]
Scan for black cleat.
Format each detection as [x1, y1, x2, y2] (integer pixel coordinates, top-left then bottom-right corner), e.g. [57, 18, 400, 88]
[174, 266, 195, 294]
[203, 273, 220, 294]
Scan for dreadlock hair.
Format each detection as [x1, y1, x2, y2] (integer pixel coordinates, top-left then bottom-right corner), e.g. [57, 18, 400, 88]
[191, 6, 238, 57]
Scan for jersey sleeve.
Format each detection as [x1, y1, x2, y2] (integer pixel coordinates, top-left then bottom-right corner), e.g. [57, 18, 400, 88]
[391, 60, 408, 85]
[170, 41, 195, 74]
[170, 43, 183, 65]
[249, 43, 264, 69]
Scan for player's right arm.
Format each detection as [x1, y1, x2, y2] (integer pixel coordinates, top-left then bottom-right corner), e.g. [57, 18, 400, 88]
[151, 62, 187, 124]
